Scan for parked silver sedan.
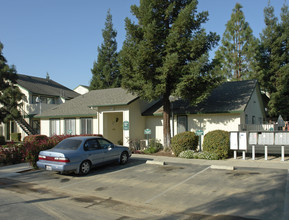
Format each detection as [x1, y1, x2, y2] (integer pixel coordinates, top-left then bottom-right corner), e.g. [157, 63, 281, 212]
[37, 136, 131, 175]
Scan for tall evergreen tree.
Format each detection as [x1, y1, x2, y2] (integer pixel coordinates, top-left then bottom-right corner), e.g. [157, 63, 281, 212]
[90, 9, 120, 90]
[255, 2, 280, 95]
[120, 0, 220, 148]
[265, 3, 289, 119]
[215, 3, 257, 80]
[256, 2, 289, 119]
[0, 42, 23, 123]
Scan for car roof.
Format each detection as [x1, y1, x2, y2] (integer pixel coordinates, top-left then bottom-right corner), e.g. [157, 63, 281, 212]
[64, 136, 103, 141]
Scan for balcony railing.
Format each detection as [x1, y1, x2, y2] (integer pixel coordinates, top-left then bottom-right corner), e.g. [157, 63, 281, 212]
[24, 103, 58, 115]
[239, 124, 280, 131]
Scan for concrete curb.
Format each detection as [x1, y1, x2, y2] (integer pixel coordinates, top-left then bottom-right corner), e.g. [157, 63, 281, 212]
[210, 165, 235, 170]
[146, 160, 166, 166]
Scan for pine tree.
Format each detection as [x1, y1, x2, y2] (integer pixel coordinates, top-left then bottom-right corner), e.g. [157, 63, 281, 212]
[90, 9, 120, 90]
[255, 2, 280, 95]
[265, 3, 289, 119]
[0, 42, 23, 123]
[215, 3, 257, 80]
[119, 0, 220, 148]
[255, 2, 289, 119]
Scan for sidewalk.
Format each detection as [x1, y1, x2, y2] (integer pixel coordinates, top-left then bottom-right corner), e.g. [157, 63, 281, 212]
[132, 154, 289, 170]
[0, 154, 289, 178]
[0, 162, 32, 178]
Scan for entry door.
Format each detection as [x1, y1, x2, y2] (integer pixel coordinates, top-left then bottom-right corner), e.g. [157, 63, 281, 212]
[177, 115, 187, 134]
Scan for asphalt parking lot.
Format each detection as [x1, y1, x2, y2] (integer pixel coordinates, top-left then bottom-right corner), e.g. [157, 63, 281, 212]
[1, 155, 289, 220]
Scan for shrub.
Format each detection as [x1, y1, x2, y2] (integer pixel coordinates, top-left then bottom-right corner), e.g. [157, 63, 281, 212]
[24, 139, 52, 169]
[143, 139, 163, 154]
[178, 150, 219, 160]
[178, 150, 195, 159]
[0, 136, 5, 145]
[203, 130, 230, 159]
[171, 132, 198, 156]
[0, 144, 25, 164]
[23, 135, 49, 143]
[11, 133, 21, 142]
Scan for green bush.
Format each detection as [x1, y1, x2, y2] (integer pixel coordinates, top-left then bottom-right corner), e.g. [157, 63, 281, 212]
[24, 141, 52, 169]
[11, 133, 21, 142]
[0, 136, 5, 145]
[143, 139, 163, 154]
[179, 150, 219, 160]
[203, 130, 230, 159]
[0, 144, 25, 164]
[178, 150, 195, 159]
[171, 132, 198, 156]
[23, 135, 49, 143]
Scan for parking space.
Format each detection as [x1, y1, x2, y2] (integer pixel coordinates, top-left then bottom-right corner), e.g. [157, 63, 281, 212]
[1, 156, 289, 219]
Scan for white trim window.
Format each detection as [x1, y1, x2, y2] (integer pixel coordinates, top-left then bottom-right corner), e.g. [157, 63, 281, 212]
[177, 115, 188, 134]
[50, 119, 60, 136]
[64, 118, 76, 135]
[81, 118, 93, 134]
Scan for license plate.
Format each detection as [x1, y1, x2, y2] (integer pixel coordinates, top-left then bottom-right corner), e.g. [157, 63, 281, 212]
[46, 165, 52, 171]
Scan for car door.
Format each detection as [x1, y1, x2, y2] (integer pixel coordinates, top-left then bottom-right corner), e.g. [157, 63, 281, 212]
[83, 139, 104, 165]
[97, 138, 119, 162]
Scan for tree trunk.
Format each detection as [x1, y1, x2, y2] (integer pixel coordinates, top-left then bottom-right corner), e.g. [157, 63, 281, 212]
[163, 93, 171, 150]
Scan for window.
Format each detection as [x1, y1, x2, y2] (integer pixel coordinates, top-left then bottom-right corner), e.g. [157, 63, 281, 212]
[32, 96, 55, 104]
[97, 138, 113, 149]
[84, 139, 100, 151]
[50, 119, 60, 136]
[55, 139, 82, 150]
[177, 115, 187, 134]
[47, 97, 55, 104]
[64, 118, 76, 135]
[245, 114, 248, 124]
[81, 118, 93, 134]
[252, 116, 256, 124]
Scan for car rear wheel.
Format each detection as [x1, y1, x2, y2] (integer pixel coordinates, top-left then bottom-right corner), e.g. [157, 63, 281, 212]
[120, 152, 128, 165]
[79, 160, 91, 175]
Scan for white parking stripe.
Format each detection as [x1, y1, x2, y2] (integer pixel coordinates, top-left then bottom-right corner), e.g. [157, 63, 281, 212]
[145, 166, 210, 204]
[282, 169, 289, 220]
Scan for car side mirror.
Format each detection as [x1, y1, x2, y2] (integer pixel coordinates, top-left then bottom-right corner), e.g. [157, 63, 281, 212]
[108, 144, 114, 150]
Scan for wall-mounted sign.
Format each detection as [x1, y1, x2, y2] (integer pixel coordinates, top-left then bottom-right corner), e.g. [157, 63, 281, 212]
[144, 128, 151, 135]
[196, 130, 204, 136]
[123, 121, 129, 130]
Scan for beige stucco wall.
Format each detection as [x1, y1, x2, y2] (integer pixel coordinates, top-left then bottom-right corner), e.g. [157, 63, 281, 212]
[41, 119, 50, 136]
[188, 113, 241, 134]
[129, 99, 146, 142]
[145, 116, 163, 142]
[145, 113, 241, 146]
[243, 87, 264, 124]
[74, 86, 89, 95]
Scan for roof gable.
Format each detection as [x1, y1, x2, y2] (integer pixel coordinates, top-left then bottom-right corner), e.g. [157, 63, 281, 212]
[142, 80, 258, 116]
[37, 87, 139, 118]
[16, 74, 79, 99]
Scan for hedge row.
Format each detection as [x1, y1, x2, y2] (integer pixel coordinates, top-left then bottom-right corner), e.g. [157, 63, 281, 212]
[0, 134, 102, 168]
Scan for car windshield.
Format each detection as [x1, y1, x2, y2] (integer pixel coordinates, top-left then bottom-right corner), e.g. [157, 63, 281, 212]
[53, 139, 82, 150]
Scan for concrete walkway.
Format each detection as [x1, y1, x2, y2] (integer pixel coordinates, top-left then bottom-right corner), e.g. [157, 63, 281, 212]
[133, 154, 289, 170]
[0, 162, 32, 178]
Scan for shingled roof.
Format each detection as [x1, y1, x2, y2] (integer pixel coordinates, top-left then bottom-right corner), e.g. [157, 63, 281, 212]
[16, 74, 79, 99]
[36, 87, 139, 118]
[142, 80, 259, 116]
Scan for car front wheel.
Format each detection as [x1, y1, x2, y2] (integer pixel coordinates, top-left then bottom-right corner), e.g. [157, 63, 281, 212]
[120, 152, 128, 165]
[79, 160, 91, 175]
